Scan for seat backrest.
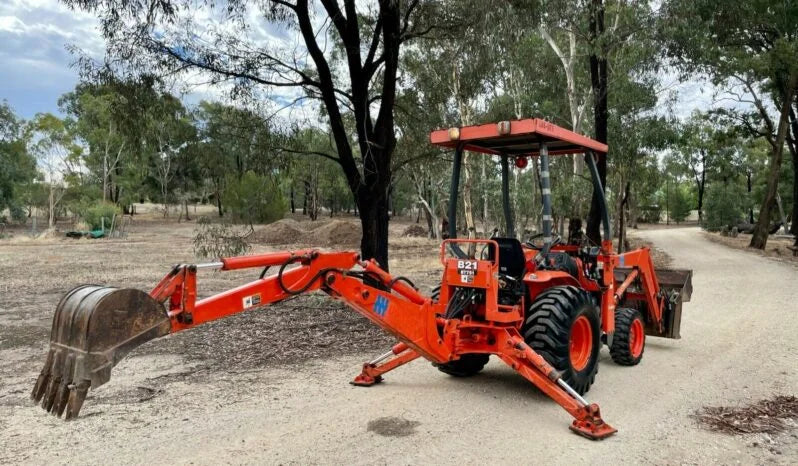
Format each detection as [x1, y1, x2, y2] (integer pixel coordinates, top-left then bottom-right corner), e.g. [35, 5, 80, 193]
[488, 237, 526, 279]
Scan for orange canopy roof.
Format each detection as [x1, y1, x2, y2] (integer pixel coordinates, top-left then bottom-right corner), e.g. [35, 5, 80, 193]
[429, 118, 607, 156]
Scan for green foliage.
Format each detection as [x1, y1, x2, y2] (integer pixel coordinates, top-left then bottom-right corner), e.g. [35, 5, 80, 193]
[192, 217, 251, 259]
[79, 201, 121, 230]
[703, 183, 747, 232]
[223, 171, 286, 225]
[667, 184, 693, 224]
[637, 205, 662, 224]
[0, 102, 37, 216]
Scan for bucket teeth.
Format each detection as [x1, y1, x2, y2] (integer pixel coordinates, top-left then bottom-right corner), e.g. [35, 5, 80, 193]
[31, 285, 171, 419]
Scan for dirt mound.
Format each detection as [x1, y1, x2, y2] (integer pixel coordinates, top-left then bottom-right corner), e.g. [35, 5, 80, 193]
[402, 224, 427, 237]
[250, 219, 303, 244]
[249, 218, 361, 246]
[313, 220, 361, 246]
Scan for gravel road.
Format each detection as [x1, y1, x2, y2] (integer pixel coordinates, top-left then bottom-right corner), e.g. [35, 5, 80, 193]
[2, 227, 797, 465]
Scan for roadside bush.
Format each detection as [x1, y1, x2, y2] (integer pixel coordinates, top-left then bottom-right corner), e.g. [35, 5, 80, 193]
[193, 217, 251, 259]
[664, 184, 693, 224]
[703, 183, 746, 231]
[638, 205, 663, 224]
[79, 201, 121, 230]
[223, 171, 286, 225]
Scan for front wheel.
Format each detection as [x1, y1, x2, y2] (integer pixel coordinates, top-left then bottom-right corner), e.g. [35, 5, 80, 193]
[610, 307, 646, 366]
[523, 286, 601, 394]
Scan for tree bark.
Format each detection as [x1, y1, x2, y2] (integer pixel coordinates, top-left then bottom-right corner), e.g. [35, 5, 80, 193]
[788, 100, 798, 237]
[617, 181, 630, 253]
[586, 0, 608, 246]
[290, 183, 296, 214]
[750, 76, 797, 249]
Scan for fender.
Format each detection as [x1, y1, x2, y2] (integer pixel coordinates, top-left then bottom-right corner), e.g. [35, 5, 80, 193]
[524, 270, 581, 299]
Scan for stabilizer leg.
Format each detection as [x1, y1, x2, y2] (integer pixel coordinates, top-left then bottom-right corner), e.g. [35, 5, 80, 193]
[496, 330, 616, 440]
[351, 342, 420, 386]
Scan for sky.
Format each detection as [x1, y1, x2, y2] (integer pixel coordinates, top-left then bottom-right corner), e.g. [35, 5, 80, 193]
[0, 0, 722, 122]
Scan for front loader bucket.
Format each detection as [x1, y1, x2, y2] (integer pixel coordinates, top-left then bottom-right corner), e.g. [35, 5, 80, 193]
[31, 285, 170, 419]
[653, 268, 692, 339]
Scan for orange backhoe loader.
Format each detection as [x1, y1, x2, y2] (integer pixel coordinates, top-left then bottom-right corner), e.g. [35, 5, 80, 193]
[32, 119, 692, 440]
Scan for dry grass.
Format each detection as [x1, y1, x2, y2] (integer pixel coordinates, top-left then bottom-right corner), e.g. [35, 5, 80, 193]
[693, 396, 798, 435]
[627, 234, 673, 268]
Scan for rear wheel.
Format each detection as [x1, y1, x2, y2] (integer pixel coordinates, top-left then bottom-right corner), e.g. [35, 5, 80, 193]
[523, 286, 600, 394]
[610, 308, 645, 366]
[431, 285, 490, 377]
[435, 354, 490, 377]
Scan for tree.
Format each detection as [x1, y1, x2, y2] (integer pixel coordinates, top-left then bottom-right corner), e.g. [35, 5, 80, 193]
[224, 171, 287, 226]
[29, 113, 80, 228]
[668, 183, 692, 224]
[0, 102, 36, 220]
[59, 84, 128, 203]
[662, 0, 798, 249]
[66, 0, 453, 270]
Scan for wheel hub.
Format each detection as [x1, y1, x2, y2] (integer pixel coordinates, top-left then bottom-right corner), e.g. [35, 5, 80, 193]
[569, 315, 593, 371]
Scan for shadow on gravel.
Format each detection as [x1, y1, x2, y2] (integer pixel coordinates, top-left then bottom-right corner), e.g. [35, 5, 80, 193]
[367, 417, 420, 437]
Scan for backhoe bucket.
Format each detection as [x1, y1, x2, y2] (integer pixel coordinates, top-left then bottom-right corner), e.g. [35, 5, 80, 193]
[31, 285, 170, 419]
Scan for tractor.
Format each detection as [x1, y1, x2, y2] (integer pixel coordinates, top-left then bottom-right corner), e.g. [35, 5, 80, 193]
[32, 118, 692, 440]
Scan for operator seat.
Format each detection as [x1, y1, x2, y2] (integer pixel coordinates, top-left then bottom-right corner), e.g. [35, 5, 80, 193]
[488, 237, 526, 280]
[487, 237, 527, 306]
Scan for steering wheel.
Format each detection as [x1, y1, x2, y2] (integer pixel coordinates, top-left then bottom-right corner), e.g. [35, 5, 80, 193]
[524, 233, 562, 250]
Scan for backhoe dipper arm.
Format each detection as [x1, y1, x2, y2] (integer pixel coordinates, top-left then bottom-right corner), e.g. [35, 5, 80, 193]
[31, 249, 448, 420]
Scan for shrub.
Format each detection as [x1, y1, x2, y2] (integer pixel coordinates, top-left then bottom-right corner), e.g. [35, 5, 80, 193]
[703, 183, 746, 231]
[193, 217, 251, 259]
[223, 171, 286, 225]
[638, 205, 663, 224]
[79, 201, 121, 230]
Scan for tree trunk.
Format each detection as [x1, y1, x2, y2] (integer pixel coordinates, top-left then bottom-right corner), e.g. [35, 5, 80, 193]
[792, 152, 798, 236]
[750, 77, 797, 249]
[747, 170, 754, 223]
[48, 185, 56, 228]
[697, 160, 705, 222]
[481, 157, 489, 234]
[462, 153, 476, 238]
[788, 101, 798, 237]
[586, 0, 608, 246]
[290, 183, 296, 214]
[618, 181, 630, 253]
[357, 187, 390, 272]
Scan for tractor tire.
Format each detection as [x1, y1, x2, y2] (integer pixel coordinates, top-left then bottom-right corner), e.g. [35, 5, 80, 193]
[523, 286, 600, 395]
[430, 285, 490, 377]
[609, 307, 645, 366]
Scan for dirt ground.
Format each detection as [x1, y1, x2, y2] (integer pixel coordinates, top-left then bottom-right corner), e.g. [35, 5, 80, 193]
[1, 220, 797, 465]
[703, 230, 798, 266]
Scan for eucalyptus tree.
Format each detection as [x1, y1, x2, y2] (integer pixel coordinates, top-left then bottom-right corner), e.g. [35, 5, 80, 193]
[64, 0, 459, 269]
[662, 0, 798, 248]
[0, 102, 36, 220]
[29, 114, 81, 228]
